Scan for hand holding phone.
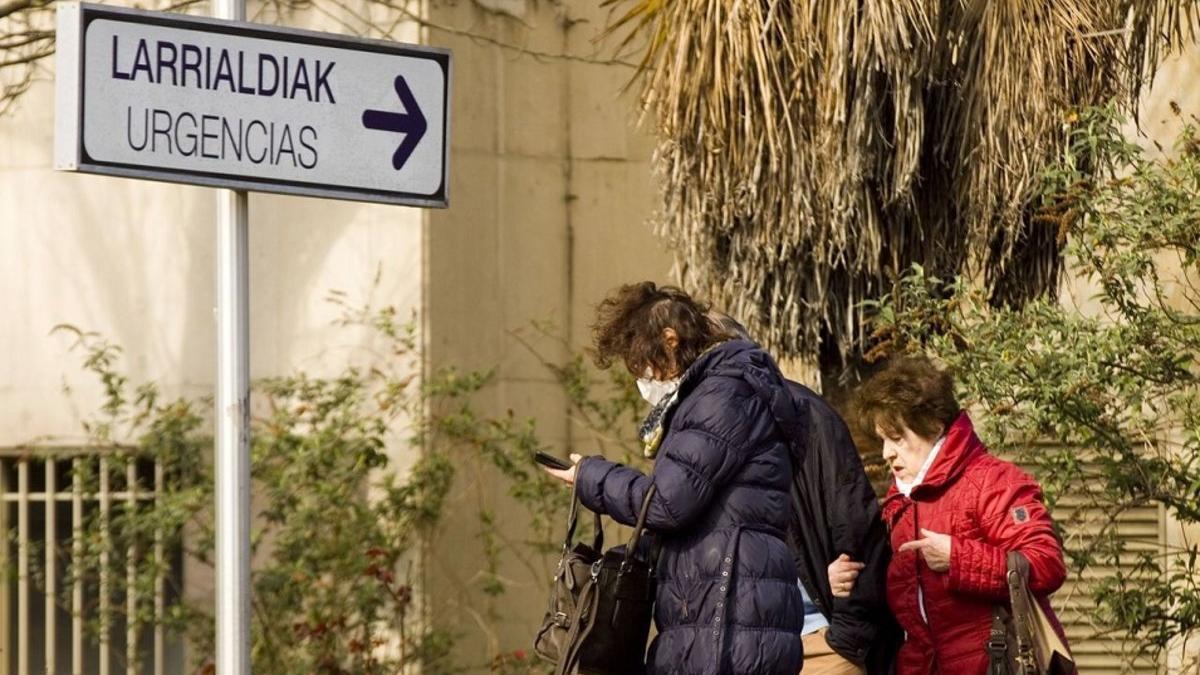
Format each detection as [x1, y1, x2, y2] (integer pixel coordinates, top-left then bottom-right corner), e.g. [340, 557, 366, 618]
[534, 451, 572, 471]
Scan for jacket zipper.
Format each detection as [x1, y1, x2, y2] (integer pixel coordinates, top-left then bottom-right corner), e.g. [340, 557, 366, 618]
[912, 498, 942, 673]
[913, 499, 929, 628]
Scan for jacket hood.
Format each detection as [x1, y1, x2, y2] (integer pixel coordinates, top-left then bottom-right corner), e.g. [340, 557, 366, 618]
[680, 339, 806, 463]
[911, 411, 985, 493]
[679, 339, 755, 384]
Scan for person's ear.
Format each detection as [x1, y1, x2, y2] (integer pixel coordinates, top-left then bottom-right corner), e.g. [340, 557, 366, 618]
[662, 327, 679, 351]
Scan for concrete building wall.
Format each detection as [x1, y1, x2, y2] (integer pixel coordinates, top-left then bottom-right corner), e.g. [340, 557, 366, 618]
[421, 0, 671, 668]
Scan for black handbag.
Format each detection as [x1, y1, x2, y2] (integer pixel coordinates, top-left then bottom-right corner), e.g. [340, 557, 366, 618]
[533, 483, 658, 675]
[987, 551, 1075, 675]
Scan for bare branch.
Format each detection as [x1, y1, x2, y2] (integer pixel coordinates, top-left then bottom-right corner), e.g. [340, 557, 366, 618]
[0, 0, 636, 117]
[0, 0, 41, 21]
[0, 30, 52, 50]
[0, 44, 53, 68]
[370, 0, 639, 68]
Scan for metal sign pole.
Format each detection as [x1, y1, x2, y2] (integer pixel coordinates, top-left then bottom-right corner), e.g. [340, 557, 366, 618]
[215, 184, 250, 674]
[215, 189, 251, 674]
[213, 0, 250, 672]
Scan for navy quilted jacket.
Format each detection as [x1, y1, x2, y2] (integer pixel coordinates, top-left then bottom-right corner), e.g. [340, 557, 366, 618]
[575, 340, 805, 675]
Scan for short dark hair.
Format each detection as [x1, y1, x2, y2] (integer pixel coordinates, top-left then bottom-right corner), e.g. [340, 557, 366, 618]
[591, 282, 734, 376]
[854, 356, 960, 445]
[707, 311, 751, 340]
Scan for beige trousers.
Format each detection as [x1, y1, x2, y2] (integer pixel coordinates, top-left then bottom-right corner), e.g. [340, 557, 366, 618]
[800, 628, 867, 675]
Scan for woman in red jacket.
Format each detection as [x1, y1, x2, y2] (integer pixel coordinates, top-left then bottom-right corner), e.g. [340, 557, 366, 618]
[830, 357, 1071, 674]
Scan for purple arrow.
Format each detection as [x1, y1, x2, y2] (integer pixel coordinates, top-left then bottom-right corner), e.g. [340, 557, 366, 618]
[362, 75, 428, 171]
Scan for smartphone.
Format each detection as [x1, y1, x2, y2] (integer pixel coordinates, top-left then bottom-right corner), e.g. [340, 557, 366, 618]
[534, 451, 572, 470]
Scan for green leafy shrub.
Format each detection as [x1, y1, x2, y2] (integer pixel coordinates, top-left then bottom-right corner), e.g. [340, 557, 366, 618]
[26, 302, 647, 674]
[864, 106, 1200, 664]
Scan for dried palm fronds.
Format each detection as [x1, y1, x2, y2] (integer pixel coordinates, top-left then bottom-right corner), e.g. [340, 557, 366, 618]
[605, 0, 1198, 362]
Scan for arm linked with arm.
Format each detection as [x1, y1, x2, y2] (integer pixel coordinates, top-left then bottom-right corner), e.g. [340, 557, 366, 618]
[821, 417, 893, 664]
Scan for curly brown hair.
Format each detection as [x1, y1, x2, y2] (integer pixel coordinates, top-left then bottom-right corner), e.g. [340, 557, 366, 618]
[591, 282, 735, 377]
[854, 356, 960, 446]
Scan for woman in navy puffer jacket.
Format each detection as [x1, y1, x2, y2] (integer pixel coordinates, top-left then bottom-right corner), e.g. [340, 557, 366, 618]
[545, 283, 805, 675]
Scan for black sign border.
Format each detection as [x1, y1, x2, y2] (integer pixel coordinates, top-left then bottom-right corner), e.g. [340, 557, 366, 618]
[75, 3, 450, 208]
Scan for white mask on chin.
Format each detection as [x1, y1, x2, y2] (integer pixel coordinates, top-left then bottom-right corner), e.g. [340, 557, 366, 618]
[636, 369, 680, 406]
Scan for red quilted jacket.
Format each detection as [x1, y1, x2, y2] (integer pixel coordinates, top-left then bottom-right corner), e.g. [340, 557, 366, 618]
[880, 412, 1071, 674]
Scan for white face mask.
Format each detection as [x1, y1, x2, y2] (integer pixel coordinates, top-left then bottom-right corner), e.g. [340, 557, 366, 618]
[636, 369, 680, 407]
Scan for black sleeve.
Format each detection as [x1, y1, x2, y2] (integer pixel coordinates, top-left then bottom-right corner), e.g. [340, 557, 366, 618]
[811, 405, 896, 668]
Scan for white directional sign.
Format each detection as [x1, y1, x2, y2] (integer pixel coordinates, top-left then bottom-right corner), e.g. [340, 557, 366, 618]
[55, 2, 450, 207]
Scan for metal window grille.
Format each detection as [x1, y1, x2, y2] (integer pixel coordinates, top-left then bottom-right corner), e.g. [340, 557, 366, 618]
[1054, 494, 1167, 675]
[1013, 450, 1168, 675]
[0, 449, 184, 675]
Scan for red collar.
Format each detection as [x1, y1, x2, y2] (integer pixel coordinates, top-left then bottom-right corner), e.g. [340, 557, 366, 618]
[881, 411, 985, 521]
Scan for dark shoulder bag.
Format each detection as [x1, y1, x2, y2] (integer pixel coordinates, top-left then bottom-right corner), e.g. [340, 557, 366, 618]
[533, 484, 659, 675]
[987, 551, 1075, 675]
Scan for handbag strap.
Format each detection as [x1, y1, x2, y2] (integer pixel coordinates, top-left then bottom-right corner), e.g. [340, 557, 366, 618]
[562, 481, 604, 556]
[987, 606, 1010, 673]
[618, 484, 659, 574]
[1006, 551, 1037, 673]
[555, 574, 601, 675]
